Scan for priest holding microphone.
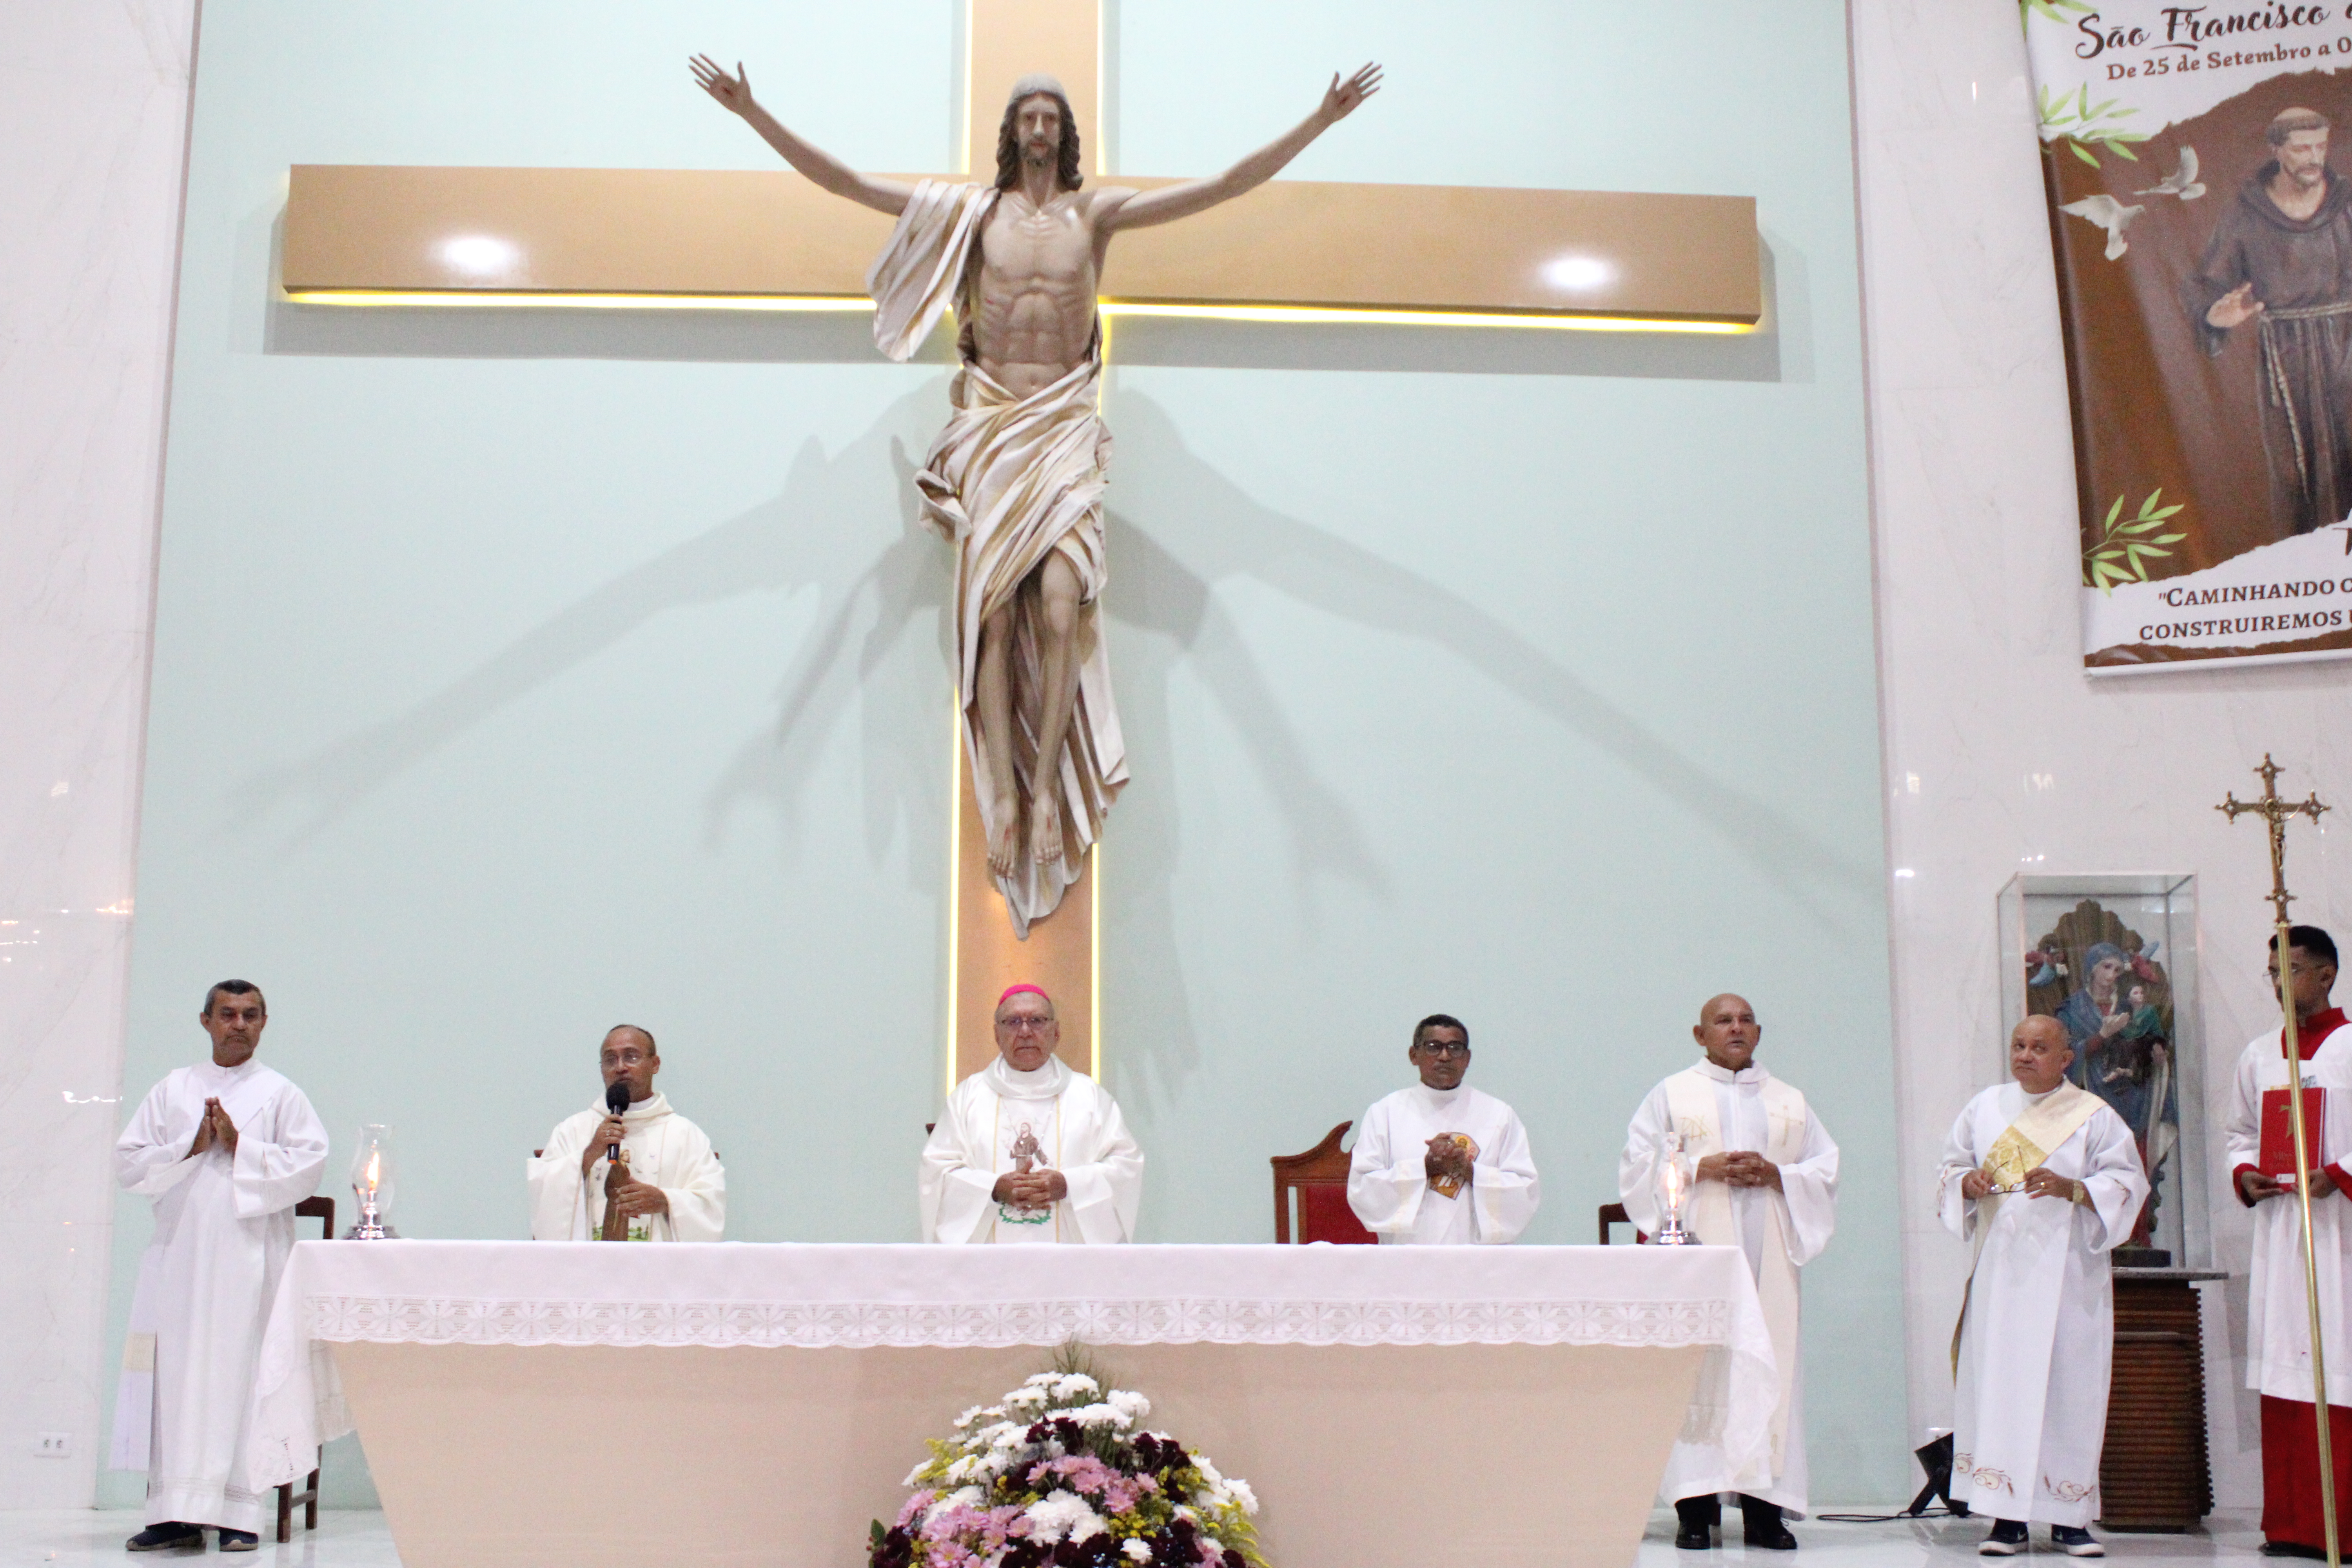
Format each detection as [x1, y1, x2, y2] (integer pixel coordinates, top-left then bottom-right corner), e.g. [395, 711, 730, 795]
[528, 1025, 726, 1242]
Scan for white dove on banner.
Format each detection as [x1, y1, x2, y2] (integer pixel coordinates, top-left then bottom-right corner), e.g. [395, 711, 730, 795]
[2134, 147, 2205, 201]
[2059, 194, 2145, 260]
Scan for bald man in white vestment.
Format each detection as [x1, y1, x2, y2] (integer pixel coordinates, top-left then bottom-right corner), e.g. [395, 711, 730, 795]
[921, 985, 1143, 1243]
[113, 981, 328, 1554]
[528, 1025, 725, 1242]
[1347, 1012, 1540, 1244]
[1621, 993, 1839, 1552]
[1941, 1015, 2148, 1559]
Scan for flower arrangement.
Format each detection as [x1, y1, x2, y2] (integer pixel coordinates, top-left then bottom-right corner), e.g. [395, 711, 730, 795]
[868, 1359, 1264, 1568]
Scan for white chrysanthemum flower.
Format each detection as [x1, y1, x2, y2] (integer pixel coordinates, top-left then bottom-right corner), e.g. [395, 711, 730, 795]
[901, 1462, 931, 1487]
[923, 1485, 984, 1526]
[1051, 1373, 1100, 1400]
[1200, 1537, 1223, 1555]
[944, 1455, 980, 1483]
[989, 1424, 1031, 1451]
[1193, 1455, 1225, 1486]
[1023, 1490, 1106, 1545]
[1069, 1402, 1132, 1430]
[1007, 1386, 1049, 1411]
[1121, 1539, 1153, 1563]
[1224, 1479, 1258, 1515]
[1107, 1390, 1151, 1423]
[1024, 1372, 1060, 1387]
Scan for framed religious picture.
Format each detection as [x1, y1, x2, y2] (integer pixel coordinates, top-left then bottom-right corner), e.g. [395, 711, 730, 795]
[1998, 875, 2210, 1269]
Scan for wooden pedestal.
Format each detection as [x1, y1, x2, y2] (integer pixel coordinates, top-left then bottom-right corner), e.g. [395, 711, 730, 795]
[2098, 1270, 2225, 1531]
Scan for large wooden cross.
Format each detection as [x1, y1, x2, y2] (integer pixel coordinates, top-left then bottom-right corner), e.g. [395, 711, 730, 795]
[280, 0, 1761, 1086]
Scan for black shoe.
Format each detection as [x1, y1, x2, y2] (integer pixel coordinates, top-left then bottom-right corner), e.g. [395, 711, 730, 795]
[1980, 1519, 2031, 1557]
[2260, 1544, 2330, 1560]
[1740, 1497, 1798, 1550]
[1676, 1495, 1722, 1550]
[217, 1528, 259, 1553]
[124, 1522, 203, 1552]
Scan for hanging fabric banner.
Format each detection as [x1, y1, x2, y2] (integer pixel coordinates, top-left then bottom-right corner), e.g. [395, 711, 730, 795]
[2024, 1, 2352, 671]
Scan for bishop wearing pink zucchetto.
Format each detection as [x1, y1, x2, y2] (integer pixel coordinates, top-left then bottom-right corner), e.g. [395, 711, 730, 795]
[919, 984, 1144, 1243]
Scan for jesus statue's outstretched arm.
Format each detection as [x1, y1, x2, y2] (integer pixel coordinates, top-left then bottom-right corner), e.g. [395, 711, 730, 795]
[1095, 64, 1383, 232]
[689, 56, 913, 216]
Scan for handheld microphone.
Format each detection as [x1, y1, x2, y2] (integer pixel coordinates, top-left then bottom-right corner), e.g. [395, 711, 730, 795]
[604, 1080, 630, 1163]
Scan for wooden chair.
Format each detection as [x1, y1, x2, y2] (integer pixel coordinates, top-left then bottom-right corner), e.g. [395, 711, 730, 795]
[276, 1194, 334, 1543]
[1598, 1201, 1638, 1245]
[1270, 1122, 1376, 1244]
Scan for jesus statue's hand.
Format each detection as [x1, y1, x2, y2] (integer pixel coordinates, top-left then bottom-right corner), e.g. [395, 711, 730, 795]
[689, 55, 755, 117]
[2207, 281, 2265, 330]
[1315, 63, 1384, 127]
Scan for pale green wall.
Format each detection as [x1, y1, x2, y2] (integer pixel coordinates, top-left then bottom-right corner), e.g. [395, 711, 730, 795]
[109, 0, 1904, 1508]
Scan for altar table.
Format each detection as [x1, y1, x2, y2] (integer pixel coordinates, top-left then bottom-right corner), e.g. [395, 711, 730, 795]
[248, 1241, 1773, 1568]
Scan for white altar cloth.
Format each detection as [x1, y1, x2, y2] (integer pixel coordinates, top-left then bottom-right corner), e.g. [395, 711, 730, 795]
[249, 1241, 1774, 1568]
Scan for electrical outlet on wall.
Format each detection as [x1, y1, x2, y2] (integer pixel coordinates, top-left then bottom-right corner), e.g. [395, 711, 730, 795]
[34, 1432, 71, 1457]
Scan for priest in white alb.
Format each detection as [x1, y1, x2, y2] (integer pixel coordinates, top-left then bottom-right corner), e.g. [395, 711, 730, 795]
[112, 980, 328, 1554]
[921, 984, 1143, 1243]
[1621, 993, 1839, 1552]
[1346, 1013, 1539, 1244]
[528, 1024, 725, 1242]
[1941, 1013, 2149, 1559]
[2225, 925, 2352, 1559]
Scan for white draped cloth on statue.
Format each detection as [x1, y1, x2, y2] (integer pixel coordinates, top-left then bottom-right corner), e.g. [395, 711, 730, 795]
[920, 1055, 1143, 1244]
[1619, 1060, 1838, 1512]
[526, 1092, 726, 1243]
[1345, 1084, 1540, 1244]
[869, 179, 1127, 936]
[1939, 1081, 2149, 1527]
[111, 1059, 328, 1532]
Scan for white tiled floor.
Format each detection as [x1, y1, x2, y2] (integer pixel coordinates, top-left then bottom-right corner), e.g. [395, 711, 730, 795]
[0, 1508, 2281, 1566]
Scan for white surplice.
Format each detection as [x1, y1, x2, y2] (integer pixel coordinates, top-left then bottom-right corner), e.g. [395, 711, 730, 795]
[2223, 1019, 2352, 1406]
[920, 1056, 1142, 1244]
[526, 1092, 725, 1242]
[1940, 1082, 2149, 1526]
[111, 1058, 328, 1531]
[1620, 1060, 1839, 1512]
[1346, 1084, 1540, 1244]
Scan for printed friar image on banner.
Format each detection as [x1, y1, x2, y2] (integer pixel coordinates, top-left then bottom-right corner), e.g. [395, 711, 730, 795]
[2027, 1, 2352, 671]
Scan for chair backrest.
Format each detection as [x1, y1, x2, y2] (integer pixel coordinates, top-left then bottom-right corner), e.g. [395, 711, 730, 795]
[296, 1194, 336, 1241]
[1270, 1122, 1376, 1245]
[1598, 1201, 1637, 1245]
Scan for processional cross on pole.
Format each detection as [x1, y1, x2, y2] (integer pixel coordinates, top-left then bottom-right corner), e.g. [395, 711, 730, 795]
[280, 0, 1760, 1081]
[2218, 754, 2339, 1568]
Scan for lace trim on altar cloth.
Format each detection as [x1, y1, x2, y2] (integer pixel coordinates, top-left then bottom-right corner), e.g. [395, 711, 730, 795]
[299, 1294, 1737, 1350]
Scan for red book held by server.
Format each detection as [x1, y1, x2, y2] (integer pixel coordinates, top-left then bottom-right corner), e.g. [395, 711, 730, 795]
[2261, 1086, 2327, 1178]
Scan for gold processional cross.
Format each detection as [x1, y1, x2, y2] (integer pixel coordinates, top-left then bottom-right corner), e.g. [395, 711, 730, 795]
[279, 0, 1762, 1085]
[2217, 754, 2338, 1568]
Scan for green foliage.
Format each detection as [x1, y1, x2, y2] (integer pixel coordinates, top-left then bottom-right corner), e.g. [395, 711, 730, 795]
[2040, 83, 2149, 165]
[2022, 0, 2096, 25]
[2083, 489, 2188, 592]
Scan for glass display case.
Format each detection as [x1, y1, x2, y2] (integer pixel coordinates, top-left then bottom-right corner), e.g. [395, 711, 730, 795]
[1996, 874, 2207, 1269]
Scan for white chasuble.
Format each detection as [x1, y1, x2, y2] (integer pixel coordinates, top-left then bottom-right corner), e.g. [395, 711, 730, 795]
[526, 1092, 725, 1243]
[1619, 1061, 1838, 1512]
[1346, 1085, 1540, 1245]
[920, 1056, 1143, 1244]
[868, 180, 1127, 938]
[111, 1059, 328, 1531]
[1940, 1082, 2149, 1526]
[2224, 1019, 2352, 1406]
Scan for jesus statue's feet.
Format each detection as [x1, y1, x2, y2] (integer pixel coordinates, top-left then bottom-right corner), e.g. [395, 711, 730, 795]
[1030, 793, 1065, 866]
[987, 815, 1022, 881]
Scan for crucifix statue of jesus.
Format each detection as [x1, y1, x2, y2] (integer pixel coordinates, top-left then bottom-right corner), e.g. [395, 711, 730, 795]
[691, 53, 1381, 937]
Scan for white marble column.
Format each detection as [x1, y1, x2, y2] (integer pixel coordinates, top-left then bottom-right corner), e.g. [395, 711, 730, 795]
[0, 0, 196, 1509]
[1853, 0, 2352, 1510]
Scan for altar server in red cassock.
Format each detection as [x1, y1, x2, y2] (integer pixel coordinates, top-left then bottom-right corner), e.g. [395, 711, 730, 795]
[2226, 925, 2352, 1559]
